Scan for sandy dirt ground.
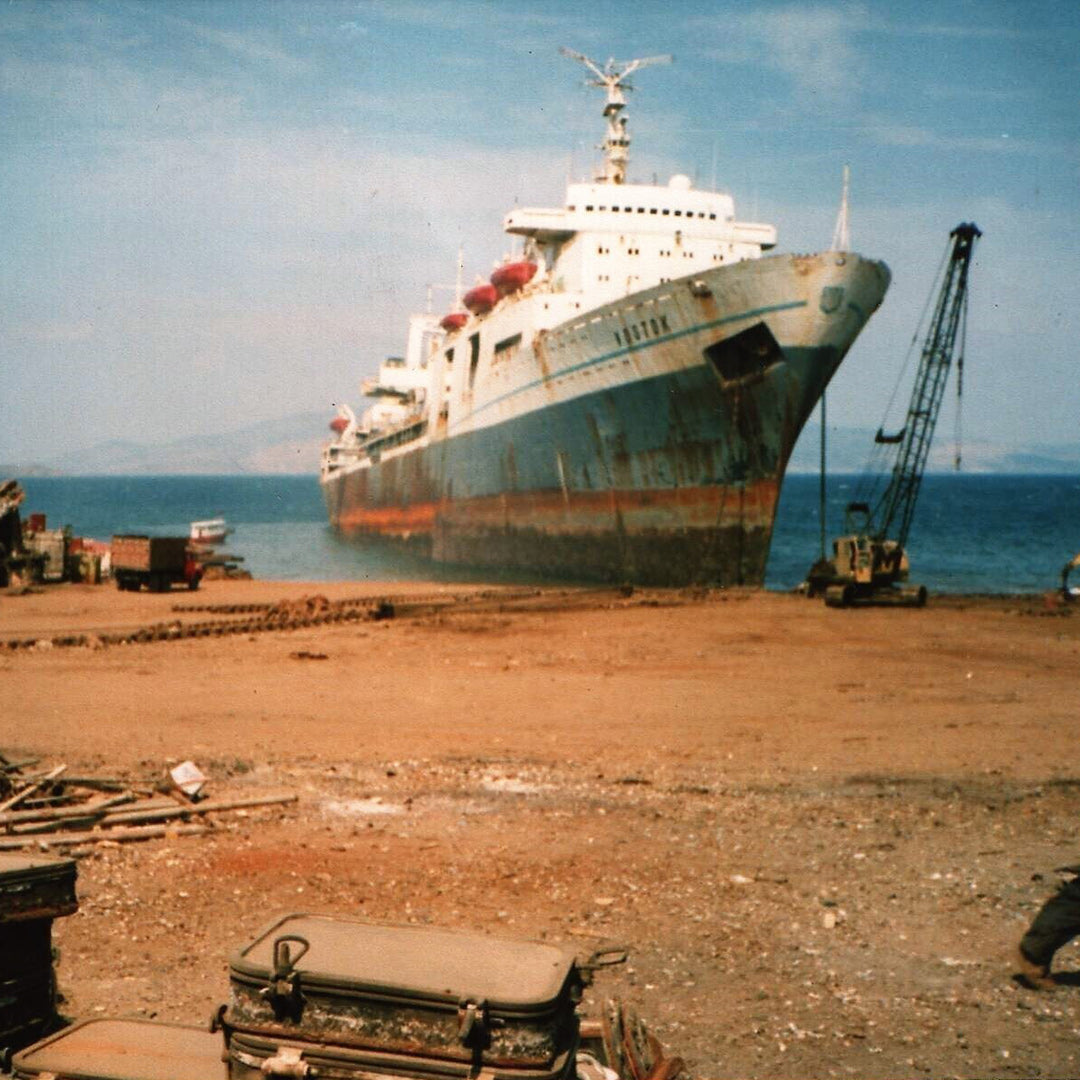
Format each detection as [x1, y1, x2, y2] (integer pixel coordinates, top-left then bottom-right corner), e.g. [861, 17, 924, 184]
[2, 579, 1079, 1078]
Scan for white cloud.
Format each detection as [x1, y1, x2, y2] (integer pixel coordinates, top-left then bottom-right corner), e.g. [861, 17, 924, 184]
[883, 20, 1029, 41]
[183, 22, 309, 73]
[356, 0, 567, 34]
[922, 83, 1037, 104]
[0, 51, 250, 138]
[705, 3, 869, 108]
[866, 120, 1039, 155]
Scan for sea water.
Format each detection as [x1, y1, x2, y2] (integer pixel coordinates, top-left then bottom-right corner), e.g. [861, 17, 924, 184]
[17, 473, 1080, 594]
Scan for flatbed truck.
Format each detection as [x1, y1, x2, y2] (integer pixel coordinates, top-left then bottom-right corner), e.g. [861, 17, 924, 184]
[111, 535, 202, 592]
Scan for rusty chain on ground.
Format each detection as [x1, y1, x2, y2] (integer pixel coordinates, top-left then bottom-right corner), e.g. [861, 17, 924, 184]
[0, 584, 698, 651]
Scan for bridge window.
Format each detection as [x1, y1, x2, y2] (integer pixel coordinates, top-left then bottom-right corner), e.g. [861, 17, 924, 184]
[494, 332, 522, 361]
[468, 332, 481, 389]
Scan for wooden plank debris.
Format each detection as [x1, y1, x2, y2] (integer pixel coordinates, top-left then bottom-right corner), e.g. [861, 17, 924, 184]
[0, 765, 67, 815]
[0, 756, 297, 852]
[0, 823, 210, 851]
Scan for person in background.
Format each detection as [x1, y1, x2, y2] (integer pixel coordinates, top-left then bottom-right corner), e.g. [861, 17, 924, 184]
[1016, 865, 1080, 989]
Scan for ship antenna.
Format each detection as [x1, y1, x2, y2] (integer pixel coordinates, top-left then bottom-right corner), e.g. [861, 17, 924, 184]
[830, 163, 851, 251]
[559, 47, 672, 185]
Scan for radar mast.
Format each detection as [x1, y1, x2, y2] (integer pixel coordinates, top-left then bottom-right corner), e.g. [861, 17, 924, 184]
[560, 47, 672, 185]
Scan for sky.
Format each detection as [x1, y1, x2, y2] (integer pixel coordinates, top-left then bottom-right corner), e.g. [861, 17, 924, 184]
[1, 0, 1078, 463]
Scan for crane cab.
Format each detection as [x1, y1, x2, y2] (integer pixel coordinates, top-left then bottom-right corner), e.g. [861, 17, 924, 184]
[818, 535, 920, 606]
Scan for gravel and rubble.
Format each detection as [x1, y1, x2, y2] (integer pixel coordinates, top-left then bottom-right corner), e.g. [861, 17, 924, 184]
[4, 581, 1079, 1077]
[41, 758, 1080, 1079]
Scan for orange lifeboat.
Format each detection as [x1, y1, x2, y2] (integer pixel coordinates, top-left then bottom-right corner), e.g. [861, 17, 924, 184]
[329, 416, 350, 434]
[463, 283, 498, 315]
[440, 311, 468, 332]
[491, 260, 537, 297]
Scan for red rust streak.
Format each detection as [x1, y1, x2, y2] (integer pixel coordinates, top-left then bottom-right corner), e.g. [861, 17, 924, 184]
[336, 480, 779, 537]
[339, 502, 439, 534]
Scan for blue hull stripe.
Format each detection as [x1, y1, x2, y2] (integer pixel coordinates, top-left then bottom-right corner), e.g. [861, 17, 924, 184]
[456, 298, 809, 428]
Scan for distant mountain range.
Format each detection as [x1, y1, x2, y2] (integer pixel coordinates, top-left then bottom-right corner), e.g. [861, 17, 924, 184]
[4, 412, 329, 477]
[3, 413, 1077, 477]
[788, 425, 1080, 475]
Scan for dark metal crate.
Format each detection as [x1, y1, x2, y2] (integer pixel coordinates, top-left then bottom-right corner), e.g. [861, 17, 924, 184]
[0, 854, 77, 924]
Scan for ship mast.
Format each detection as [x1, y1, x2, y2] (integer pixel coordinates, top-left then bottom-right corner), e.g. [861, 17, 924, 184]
[560, 47, 672, 185]
[830, 164, 851, 251]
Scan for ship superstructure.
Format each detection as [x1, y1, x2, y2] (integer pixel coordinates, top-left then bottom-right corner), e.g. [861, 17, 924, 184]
[321, 51, 890, 586]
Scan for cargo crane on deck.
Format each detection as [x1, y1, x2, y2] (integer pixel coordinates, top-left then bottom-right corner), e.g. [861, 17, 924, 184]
[808, 222, 981, 607]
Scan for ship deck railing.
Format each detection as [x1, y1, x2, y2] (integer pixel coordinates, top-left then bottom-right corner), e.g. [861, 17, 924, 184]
[361, 416, 428, 460]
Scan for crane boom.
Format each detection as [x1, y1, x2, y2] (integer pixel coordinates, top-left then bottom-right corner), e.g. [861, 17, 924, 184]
[870, 222, 981, 548]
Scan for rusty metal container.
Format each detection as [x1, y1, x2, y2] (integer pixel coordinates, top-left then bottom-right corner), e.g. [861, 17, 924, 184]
[25, 529, 67, 582]
[221, 914, 582, 1076]
[0, 853, 78, 924]
[11, 1017, 227, 1079]
[224, 1028, 576, 1079]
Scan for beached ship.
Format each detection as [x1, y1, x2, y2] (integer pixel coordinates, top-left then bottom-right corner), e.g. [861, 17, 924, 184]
[321, 51, 890, 586]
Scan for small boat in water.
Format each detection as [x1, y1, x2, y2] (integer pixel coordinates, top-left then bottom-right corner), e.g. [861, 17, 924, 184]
[189, 517, 232, 545]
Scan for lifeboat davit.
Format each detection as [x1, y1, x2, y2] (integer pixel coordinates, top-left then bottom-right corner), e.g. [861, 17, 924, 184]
[329, 416, 350, 434]
[463, 283, 498, 315]
[491, 260, 537, 297]
[440, 311, 469, 332]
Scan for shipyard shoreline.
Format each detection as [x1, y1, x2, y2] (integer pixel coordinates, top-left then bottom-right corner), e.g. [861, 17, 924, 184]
[4, 581, 1079, 1079]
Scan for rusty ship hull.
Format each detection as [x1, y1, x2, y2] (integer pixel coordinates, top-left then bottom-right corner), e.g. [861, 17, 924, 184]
[321, 251, 889, 586]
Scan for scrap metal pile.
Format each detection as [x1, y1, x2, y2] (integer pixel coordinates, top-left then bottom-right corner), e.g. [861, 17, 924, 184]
[1, 481, 106, 588]
[0, 754, 296, 855]
[0, 481, 40, 589]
